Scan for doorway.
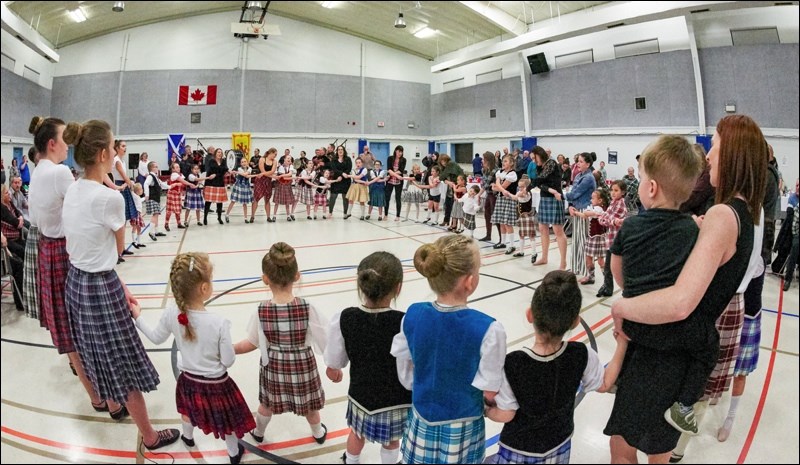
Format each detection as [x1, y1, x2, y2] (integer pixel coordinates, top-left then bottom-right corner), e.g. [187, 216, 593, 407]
[369, 142, 390, 167]
[452, 143, 474, 164]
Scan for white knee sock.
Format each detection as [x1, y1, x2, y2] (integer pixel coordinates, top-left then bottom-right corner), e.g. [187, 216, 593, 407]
[345, 451, 361, 464]
[181, 420, 194, 440]
[414, 204, 420, 219]
[380, 447, 400, 464]
[520, 237, 527, 253]
[310, 421, 325, 439]
[359, 204, 365, 217]
[726, 395, 741, 419]
[254, 412, 272, 435]
[433, 210, 440, 222]
[223, 434, 239, 456]
[673, 400, 708, 455]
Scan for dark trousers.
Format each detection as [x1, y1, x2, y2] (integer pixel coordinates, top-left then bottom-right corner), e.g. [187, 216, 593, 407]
[2, 242, 24, 309]
[483, 193, 500, 240]
[203, 202, 222, 221]
[329, 192, 349, 215]
[785, 234, 799, 286]
[602, 249, 613, 292]
[443, 195, 454, 223]
[384, 183, 403, 217]
[763, 219, 776, 264]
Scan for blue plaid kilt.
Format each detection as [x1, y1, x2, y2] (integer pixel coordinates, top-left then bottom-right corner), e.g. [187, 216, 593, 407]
[115, 182, 137, 220]
[231, 182, 254, 204]
[184, 188, 205, 211]
[346, 400, 410, 445]
[144, 199, 161, 216]
[22, 225, 40, 321]
[369, 185, 386, 208]
[491, 196, 518, 226]
[176, 371, 256, 439]
[488, 440, 572, 464]
[733, 312, 761, 377]
[538, 197, 565, 225]
[402, 409, 486, 464]
[65, 266, 160, 404]
[463, 214, 477, 231]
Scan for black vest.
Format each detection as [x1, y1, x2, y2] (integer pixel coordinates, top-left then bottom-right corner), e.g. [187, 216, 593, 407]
[148, 173, 162, 203]
[499, 343, 588, 453]
[340, 307, 412, 412]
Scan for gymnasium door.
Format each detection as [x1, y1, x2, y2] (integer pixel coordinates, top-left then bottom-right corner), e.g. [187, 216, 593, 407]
[369, 142, 390, 167]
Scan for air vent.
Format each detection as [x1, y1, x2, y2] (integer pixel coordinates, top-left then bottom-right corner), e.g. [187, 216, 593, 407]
[774, 2, 794, 5]
[476, 69, 502, 84]
[614, 38, 660, 58]
[731, 27, 780, 46]
[490, 109, 497, 118]
[555, 49, 594, 69]
[607, 22, 625, 29]
[15, 35, 24, 42]
[690, 8, 710, 13]
[635, 97, 647, 111]
[443, 78, 464, 92]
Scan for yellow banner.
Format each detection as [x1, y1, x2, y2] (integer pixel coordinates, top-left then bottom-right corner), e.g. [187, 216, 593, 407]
[231, 133, 251, 161]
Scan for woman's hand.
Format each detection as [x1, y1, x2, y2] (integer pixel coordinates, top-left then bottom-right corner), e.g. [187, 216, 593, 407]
[326, 367, 343, 383]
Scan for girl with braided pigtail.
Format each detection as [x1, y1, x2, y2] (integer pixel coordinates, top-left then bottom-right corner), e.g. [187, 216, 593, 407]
[132, 252, 254, 463]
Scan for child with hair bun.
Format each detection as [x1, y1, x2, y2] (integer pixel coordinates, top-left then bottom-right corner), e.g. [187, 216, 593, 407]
[132, 252, 255, 464]
[235, 242, 330, 445]
[391, 235, 507, 464]
[325, 251, 411, 464]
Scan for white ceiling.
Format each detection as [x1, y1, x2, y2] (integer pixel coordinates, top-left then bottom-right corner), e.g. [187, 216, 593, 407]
[5, 1, 609, 60]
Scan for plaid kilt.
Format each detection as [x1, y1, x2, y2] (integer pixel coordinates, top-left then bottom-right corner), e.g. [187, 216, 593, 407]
[253, 176, 273, 203]
[346, 400, 410, 446]
[258, 348, 325, 416]
[184, 188, 205, 211]
[733, 312, 761, 377]
[451, 199, 465, 219]
[144, 199, 161, 216]
[65, 266, 160, 404]
[298, 185, 315, 205]
[703, 293, 744, 401]
[403, 184, 427, 204]
[130, 215, 145, 229]
[584, 234, 606, 257]
[116, 183, 137, 221]
[273, 183, 295, 206]
[490, 440, 572, 464]
[166, 188, 183, 215]
[176, 371, 255, 439]
[22, 225, 40, 321]
[402, 409, 486, 464]
[491, 196, 518, 226]
[369, 185, 386, 208]
[314, 192, 328, 207]
[518, 213, 536, 239]
[346, 184, 369, 204]
[463, 214, 477, 231]
[38, 235, 75, 353]
[204, 186, 228, 204]
[538, 197, 565, 225]
[231, 182, 254, 204]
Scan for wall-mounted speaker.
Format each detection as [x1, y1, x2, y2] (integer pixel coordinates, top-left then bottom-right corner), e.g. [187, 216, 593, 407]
[128, 153, 139, 169]
[527, 53, 550, 74]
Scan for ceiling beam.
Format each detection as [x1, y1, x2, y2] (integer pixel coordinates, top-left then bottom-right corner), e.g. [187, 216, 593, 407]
[1, 1, 59, 62]
[458, 1, 527, 37]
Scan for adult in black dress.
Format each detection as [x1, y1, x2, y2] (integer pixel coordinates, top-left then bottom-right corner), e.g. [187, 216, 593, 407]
[385, 145, 407, 221]
[328, 146, 352, 218]
[203, 148, 229, 225]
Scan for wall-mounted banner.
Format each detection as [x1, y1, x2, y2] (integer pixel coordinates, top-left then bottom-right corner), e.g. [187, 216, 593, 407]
[178, 85, 217, 105]
[232, 133, 251, 161]
[168, 134, 185, 162]
[608, 150, 618, 165]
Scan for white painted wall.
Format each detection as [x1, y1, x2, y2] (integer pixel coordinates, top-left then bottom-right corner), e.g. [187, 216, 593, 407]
[52, 11, 431, 83]
[0, 29, 56, 88]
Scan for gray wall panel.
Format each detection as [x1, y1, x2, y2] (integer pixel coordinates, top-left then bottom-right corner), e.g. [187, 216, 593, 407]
[119, 71, 168, 135]
[700, 44, 799, 129]
[1, 68, 51, 138]
[243, 71, 317, 133]
[314, 74, 360, 134]
[532, 50, 698, 131]
[51, 72, 118, 129]
[432, 77, 523, 135]
[163, 70, 241, 134]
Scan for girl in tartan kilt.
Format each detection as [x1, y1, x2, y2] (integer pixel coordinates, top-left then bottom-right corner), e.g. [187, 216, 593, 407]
[459, 185, 481, 237]
[570, 188, 610, 285]
[492, 155, 520, 254]
[345, 158, 370, 220]
[129, 183, 147, 249]
[272, 156, 296, 221]
[132, 252, 255, 463]
[142, 161, 170, 240]
[61, 119, 180, 450]
[445, 175, 468, 232]
[252, 148, 277, 223]
[235, 242, 330, 445]
[500, 177, 538, 261]
[401, 164, 426, 222]
[225, 157, 256, 224]
[297, 159, 317, 220]
[312, 169, 333, 220]
[325, 252, 411, 464]
[367, 160, 386, 220]
[165, 162, 195, 231]
[183, 163, 215, 227]
[391, 235, 507, 464]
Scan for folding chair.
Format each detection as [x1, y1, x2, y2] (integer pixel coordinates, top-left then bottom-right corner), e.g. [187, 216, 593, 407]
[1, 246, 23, 308]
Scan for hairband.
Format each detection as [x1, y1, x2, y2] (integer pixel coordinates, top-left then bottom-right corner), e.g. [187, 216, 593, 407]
[188, 256, 195, 272]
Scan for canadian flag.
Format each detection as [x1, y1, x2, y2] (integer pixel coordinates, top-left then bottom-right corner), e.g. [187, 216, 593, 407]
[178, 85, 217, 105]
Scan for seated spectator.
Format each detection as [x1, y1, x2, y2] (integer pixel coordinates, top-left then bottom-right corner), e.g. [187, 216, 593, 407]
[9, 177, 29, 222]
[1, 185, 26, 250]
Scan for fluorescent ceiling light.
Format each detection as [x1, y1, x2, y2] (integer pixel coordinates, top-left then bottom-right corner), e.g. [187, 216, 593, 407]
[414, 27, 437, 39]
[321, 1, 339, 8]
[68, 7, 87, 23]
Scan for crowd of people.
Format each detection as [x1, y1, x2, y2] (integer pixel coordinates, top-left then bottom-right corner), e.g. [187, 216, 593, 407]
[1, 113, 798, 465]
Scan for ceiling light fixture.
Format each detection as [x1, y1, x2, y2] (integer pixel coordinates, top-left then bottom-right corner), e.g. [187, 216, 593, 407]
[112, 1, 125, 12]
[68, 7, 87, 23]
[246, 1, 264, 10]
[394, 12, 406, 28]
[414, 27, 437, 38]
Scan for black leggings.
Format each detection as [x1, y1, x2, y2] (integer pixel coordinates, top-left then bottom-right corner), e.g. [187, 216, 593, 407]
[203, 202, 223, 219]
[443, 195, 454, 223]
[329, 192, 349, 215]
[385, 183, 403, 217]
[602, 249, 613, 291]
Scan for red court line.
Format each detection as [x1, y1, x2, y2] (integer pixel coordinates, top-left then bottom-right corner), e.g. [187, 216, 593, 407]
[736, 278, 784, 463]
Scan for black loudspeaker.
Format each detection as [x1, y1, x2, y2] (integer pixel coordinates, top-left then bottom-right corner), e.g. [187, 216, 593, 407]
[527, 53, 549, 74]
[128, 153, 139, 169]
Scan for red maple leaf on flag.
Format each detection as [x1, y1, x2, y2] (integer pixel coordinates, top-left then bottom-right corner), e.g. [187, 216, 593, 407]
[191, 88, 205, 102]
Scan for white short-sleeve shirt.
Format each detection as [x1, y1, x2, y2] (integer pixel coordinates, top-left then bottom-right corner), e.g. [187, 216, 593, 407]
[28, 159, 74, 237]
[63, 179, 126, 272]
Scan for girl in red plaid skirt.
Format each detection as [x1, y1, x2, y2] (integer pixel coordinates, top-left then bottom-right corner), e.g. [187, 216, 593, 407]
[235, 242, 329, 445]
[165, 162, 195, 231]
[132, 252, 254, 463]
[572, 188, 610, 285]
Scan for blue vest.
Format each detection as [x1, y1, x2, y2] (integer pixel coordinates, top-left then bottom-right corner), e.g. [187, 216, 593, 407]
[403, 302, 495, 423]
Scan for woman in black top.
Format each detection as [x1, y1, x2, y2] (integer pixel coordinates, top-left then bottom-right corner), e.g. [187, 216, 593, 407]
[328, 146, 353, 218]
[530, 146, 567, 269]
[478, 151, 500, 243]
[385, 145, 407, 221]
[203, 148, 229, 225]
